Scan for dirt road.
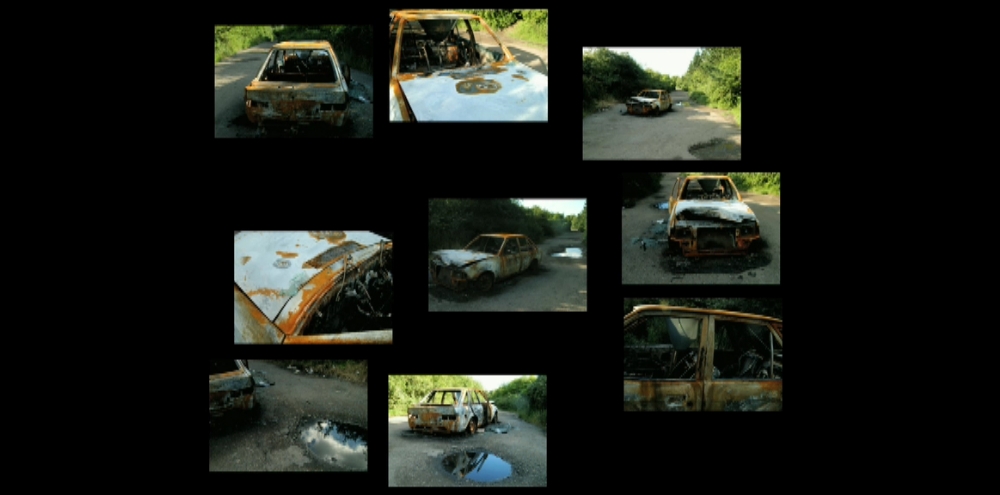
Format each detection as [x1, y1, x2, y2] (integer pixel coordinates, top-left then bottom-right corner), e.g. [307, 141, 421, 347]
[387, 412, 547, 486]
[428, 231, 587, 311]
[214, 42, 373, 138]
[583, 91, 740, 160]
[208, 360, 368, 471]
[622, 173, 780, 284]
[478, 28, 548, 76]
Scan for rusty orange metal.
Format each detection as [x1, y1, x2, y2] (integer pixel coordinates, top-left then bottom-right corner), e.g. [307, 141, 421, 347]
[624, 305, 782, 412]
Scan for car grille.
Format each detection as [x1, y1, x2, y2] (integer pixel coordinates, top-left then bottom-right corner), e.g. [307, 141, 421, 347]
[697, 228, 736, 250]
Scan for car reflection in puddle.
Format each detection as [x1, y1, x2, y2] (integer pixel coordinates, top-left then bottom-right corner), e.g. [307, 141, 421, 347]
[551, 248, 582, 258]
[441, 451, 512, 482]
[300, 420, 368, 471]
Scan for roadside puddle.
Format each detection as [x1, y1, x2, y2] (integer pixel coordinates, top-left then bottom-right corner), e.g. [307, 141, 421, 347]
[300, 420, 368, 470]
[442, 451, 512, 482]
[551, 248, 582, 258]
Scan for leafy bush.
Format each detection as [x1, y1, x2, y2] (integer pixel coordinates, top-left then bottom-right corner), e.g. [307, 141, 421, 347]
[215, 25, 275, 64]
[273, 25, 372, 73]
[623, 173, 664, 202]
[517, 9, 548, 24]
[689, 91, 709, 105]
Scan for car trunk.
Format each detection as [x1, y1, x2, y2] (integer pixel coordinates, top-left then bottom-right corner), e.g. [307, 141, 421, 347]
[408, 405, 464, 432]
[397, 61, 547, 121]
[246, 82, 348, 125]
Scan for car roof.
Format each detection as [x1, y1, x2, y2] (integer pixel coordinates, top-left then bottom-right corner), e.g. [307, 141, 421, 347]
[392, 10, 482, 21]
[683, 174, 732, 180]
[271, 41, 333, 50]
[626, 305, 782, 323]
[481, 233, 526, 238]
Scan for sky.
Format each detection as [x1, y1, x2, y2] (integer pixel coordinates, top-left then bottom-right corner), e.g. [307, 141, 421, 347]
[519, 199, 586, 216]
[583, 47, 699, 78]
[467, 375, 532, 392]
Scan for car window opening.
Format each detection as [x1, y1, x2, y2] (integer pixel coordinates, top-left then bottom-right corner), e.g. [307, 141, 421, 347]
[713, 321, 781, 380]
[393, 19, 506, 75]
[624, 316, 702, 380]
[262, 49, 338, 83]
[300, 247, 392, 336]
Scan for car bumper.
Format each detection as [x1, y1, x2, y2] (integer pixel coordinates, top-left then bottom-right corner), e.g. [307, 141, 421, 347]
[428, 265, 471, 290]
[626, 103, 655, 115]
[209, 371, 255, 416]
[408, 413, 463, 433]
[672, 229, 761, 257]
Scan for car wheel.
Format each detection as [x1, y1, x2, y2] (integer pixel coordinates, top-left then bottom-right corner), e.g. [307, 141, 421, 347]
[476, 272, 494, 292]
[667, 103, 673, 112]
[468, 418, 478, 435]
[528, 260, 538, 273]
[492, 412, 498, 424]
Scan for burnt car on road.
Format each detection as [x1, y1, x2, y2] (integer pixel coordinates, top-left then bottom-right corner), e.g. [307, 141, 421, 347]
[626, 89, 672, 116]
[245, 40, 352, 132]
[234, 231, 392, 344]
[429, 234, 541, 292]
[657, 175, 761, 256]
[624, 305, 782, 411]
[408, 388, 497, 434]
[389, 10, 547, 121]
[210, 360, 255, 418]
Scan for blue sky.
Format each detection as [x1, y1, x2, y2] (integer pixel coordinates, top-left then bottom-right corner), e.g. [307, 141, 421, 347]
[519, 199, 586, 216]
[583, 47, 699, 77]
[467, 375, 532, 392]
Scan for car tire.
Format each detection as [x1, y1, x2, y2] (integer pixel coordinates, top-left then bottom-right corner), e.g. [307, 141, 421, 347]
[476, 272, 494, 292]
[468, 418, 478, 435]
[528, 260, 538, 273]
[667, 103, 673, 112]
[492, 412, 499, 424]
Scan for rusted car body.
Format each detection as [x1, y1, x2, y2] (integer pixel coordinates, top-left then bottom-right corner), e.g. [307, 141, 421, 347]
[429, 234, 541, 292]
[245, 41, 351, 130]
[658, 175, 761, 256]
[234, 231, 392, 344]
[389, 10, 547, 121]
[210, 360, 255, 417]
[408, 388, 496, 434]
[624, 305, 782, 411]
[626, 89, 672, 116]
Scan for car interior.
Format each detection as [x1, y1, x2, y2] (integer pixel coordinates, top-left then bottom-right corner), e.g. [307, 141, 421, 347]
[391, 19, 505, 75]
[261, 49, 338, 83]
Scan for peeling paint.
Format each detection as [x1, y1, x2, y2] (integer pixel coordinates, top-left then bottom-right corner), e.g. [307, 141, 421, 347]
[276, 251, 298, 258]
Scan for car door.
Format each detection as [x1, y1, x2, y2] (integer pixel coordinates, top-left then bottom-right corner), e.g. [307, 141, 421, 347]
[701, 315, 782, 411]
[498, 238, 521, 279]
[468, 390, 486, 427]
[624, 309, 706, 411]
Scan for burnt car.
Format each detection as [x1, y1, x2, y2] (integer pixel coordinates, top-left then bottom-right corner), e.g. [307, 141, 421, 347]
[234, 231, 392, 344]
[210, 360, 255, 417]
[624, 305, 782, 411]
[429, 234, 541, 292]
[245, 41, 352, 132]
[657, 175, 761, 256]
[408, 388, 497, 434]
[626, 89, 672, 116]
[389, 10, 547, 121]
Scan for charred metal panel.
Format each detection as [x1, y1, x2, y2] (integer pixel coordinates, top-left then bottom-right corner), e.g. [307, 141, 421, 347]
[284, 330, 392, 345]
[234, 284, 284, 344]
[624, 380, 703, 411]
[209, 360, 255, 415]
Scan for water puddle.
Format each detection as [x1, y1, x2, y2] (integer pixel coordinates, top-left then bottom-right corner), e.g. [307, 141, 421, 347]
[551, 247, 582, 258]
[484, 423, 511, 434]
[300, 420, 368, 471]
[442, 451, 512, 482]
[689, 137, 741, 160]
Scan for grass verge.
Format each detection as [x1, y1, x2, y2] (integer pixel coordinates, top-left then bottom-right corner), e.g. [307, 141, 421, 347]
[268, 360, 367, 384]
[215, 26, 275, 64]
[682, 172, 780, 196]
[506, 21, 548, 46]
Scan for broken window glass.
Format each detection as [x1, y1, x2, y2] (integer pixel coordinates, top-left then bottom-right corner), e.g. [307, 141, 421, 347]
[713, 321, 781, 380]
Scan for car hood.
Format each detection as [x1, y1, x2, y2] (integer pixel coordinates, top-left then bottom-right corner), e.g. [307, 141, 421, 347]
[431, 249, 493, 267]
[234, 231, 390, 321]
[674, 200, 757, 223]
[397, 61, 547, 121]
[628, 96, 658, 103]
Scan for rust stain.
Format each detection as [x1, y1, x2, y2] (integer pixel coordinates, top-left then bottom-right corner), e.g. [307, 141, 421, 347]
[456, 77, 501, 95]
[247, 288, 283, 299]
[241, 256, 251, 265]
[276, 251, 298, 258]
[308, 231, 346, 243]
[512, 74, 528, 81]
[234, 285, 274, 328]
